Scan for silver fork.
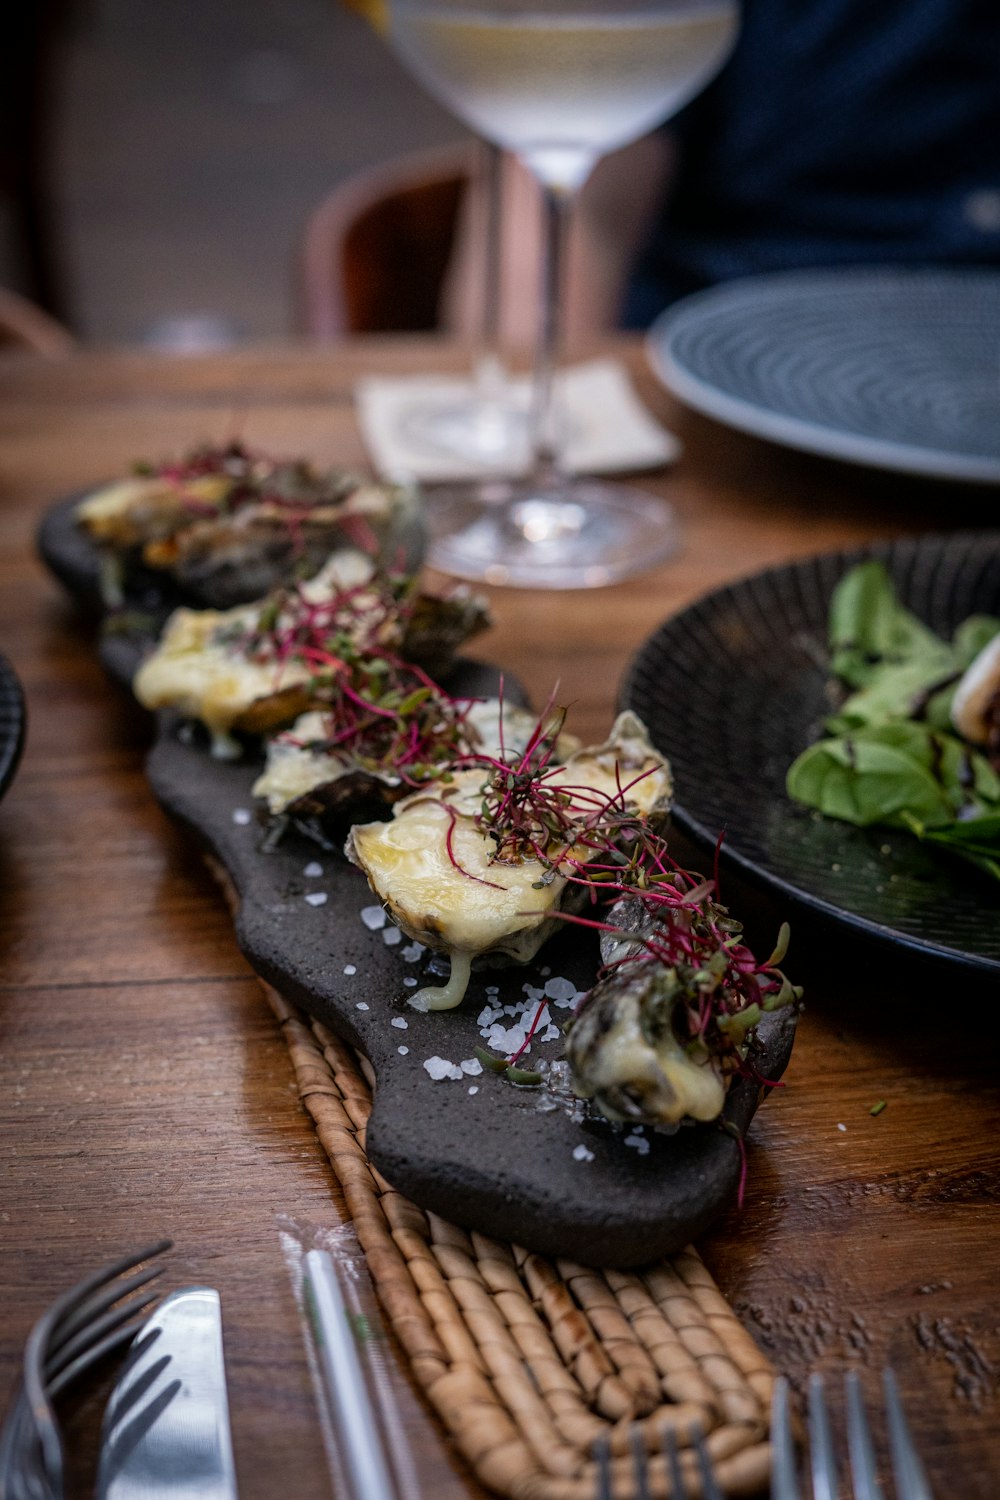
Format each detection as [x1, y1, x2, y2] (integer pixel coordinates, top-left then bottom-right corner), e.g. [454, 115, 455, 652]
[0, 1241, 172, 1500]
[771, 1370, 934, 1500]
[594, 1421, 724, 1500]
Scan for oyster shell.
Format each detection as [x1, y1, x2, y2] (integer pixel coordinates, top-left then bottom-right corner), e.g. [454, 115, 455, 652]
[565, 958, 727, 1124]
[133, 552, 377, 757]
[344, 712, 671, 1010]
[568, 891, 799, 1127]
[74, 444, 426, 608]
[253, 697, 581, 828]
[149, 482, 425, 608]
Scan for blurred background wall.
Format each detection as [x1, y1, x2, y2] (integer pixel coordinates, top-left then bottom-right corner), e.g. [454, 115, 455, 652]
[3, 0, 468, 346]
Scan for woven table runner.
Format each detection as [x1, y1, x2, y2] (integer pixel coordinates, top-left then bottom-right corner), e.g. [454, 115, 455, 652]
[262, 981, 774, 1499]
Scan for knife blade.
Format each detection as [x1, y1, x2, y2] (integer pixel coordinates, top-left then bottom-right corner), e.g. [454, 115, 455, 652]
[96, 1286, 239, 1500]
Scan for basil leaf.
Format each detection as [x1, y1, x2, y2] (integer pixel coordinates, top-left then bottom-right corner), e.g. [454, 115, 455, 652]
[829, 561, 947, 687]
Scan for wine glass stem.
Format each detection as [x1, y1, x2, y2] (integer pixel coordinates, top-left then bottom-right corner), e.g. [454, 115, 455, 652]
[530, 180, 573, 490]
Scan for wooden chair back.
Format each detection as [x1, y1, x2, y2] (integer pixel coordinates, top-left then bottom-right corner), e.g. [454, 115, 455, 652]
[298, 143, 473, 339]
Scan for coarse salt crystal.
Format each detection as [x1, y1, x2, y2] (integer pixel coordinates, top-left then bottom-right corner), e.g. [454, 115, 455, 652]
[477, 1006, 493, 1027]
[448, 1065, 464, 1081]
[382, 926, 401, 946]
[572, 1144, 595, 1163]
[488, 1023, 525, 1054]
[540, 966, 551, 977]
[460, 1058, 483, 1076]
[468, 1086, 479, 1096]
[403, 977, 417, 988]
[401, 942, 424, 962]
[355, 1002, 369, 1012]
[343, 964, 357, 976]
[391, 1017, 408, 1030]
[408, 993, 429, 1012]
[540, 1024, 561, 1044]
[304, 891, 328, 907]
[303, 861, 324, 877]
[624, 1133, 651, 1155]
[360, 905, 387, 930]
[422, 1056, 454, 1081]
[544, 976, 576, 1003]
[837, 1123, 847, 1132]
[231, 808, 252, 826]
[522, 984, 544, 1001]
[398, 1046, 409, 1056]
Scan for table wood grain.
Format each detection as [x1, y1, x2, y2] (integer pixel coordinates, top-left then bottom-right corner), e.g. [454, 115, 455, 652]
[0, 338, 997, 1499]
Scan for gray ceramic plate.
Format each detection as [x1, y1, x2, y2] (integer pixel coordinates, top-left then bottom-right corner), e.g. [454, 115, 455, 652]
[648, 267, 1000, 483]
[621, 531, 1000, 978]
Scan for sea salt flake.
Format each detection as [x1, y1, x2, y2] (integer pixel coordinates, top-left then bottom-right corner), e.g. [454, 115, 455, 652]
[460, 1058, 483, 1076]
[488, 1023, 525, 1054]
[304, 891, 328, 907]
[544, 976, 576, 1003]
[401, 942, 425, 962]
[573, 1144, 595, 1163]
[303, 861, 324, 877]
[624, 1133, 651, 1155]
[398, 1046, 409, 1056]
[343, 964, 357, 976]
[423, 1056, 455, 1081]
[360, 905, 387, 930]
[355, 1002, 369, 1012]
[231, 808, 252, 826]
[391, 1017, 408, 1030]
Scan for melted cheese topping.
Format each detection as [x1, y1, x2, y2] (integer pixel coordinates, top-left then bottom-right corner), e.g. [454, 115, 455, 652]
[347, 717, 670, 1010]
[586, 996, 726, 1123]
[75, 475, 231, 544]
[252, 711, 355, 811]
[134, 607, 311, 756]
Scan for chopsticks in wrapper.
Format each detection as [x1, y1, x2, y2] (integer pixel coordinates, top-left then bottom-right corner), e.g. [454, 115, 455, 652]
[279, 1218, 421, 1500]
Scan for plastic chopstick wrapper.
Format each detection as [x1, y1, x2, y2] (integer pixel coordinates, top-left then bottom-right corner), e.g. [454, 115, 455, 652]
[278, 1216, 421, 1500]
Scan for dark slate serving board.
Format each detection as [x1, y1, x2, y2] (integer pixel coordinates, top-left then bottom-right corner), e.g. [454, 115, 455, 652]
[39, 493, 797, 1267]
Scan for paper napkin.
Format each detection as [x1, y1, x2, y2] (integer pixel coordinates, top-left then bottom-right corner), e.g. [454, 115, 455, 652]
[355, 358, 680, 482]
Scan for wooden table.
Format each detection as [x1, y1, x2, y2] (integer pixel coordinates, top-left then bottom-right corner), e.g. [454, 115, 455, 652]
[0, 339, 997, 1499]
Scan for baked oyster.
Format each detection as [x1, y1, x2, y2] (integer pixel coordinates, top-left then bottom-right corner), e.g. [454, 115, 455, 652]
[345, 711, 671, 1010]
[565, 892, 800, 1126]
[134, 552, 489, 758]
[252, 696, 580, 837]
[75, 442, 424, 607]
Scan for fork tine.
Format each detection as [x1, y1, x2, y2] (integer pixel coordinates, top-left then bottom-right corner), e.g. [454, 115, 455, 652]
[663, 1425, 686, 1498]
[593, 1433, 613, 1500]
[691, 1424, 723, 1500]
[630, 1425, 652, 1500]
[807, 1373, 839, 1500]
[845, 1371, 886, 1500]
[883, 1370, 934, 1500]
[770, 1377, 801, 1500]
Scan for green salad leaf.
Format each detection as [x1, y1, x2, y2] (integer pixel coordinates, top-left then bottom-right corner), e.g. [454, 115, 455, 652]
[787, 561, 1000, 881]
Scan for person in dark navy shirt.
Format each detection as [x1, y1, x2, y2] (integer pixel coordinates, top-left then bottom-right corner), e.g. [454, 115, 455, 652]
[622, 0, 1000, 325]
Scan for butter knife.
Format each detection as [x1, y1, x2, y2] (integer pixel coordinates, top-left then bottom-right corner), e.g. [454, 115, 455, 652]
[96, 1286, 239, 1500]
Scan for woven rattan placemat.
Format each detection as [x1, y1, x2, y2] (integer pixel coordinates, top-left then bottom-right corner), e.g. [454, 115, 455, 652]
[263, 981, 774, 1499]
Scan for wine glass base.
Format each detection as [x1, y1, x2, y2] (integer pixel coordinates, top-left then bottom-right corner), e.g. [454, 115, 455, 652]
[426, 477, 679, 589]
[396, 394, 531, 470]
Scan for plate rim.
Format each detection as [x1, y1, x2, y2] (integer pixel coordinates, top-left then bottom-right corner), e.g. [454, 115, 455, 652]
[620, 529, 1000, 978]
[0, 653, 26, 802]
[646, 265, 1000, 485]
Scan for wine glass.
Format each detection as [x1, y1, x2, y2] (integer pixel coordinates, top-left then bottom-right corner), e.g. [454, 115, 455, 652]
[393, 138, 532, 470]
[386, 0, 738, 588]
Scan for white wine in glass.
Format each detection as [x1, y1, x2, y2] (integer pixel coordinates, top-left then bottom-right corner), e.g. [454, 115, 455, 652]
[388, 0, 738, 588]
